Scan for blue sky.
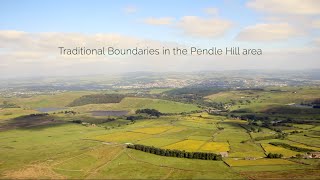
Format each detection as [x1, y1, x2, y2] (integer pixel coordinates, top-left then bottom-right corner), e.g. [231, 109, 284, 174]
[0, 0, 319, 77]
[0, 0, 255, 38]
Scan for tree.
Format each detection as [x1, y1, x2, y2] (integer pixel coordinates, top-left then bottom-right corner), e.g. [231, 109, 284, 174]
[136, 109, 162, 117]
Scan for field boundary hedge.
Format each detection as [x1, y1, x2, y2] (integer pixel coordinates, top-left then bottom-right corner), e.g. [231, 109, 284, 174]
[127, 144, 222, 161]
[269, 142, 313, 152]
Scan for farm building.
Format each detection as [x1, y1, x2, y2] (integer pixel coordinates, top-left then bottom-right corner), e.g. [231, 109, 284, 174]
[244, 157, 256, 160]
[305, 152, 320, 159]
[220, 152, 229, 157]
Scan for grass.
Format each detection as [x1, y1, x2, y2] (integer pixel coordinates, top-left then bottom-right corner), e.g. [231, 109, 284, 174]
[225, 158, 296, 167]
[0, 123, 107, 176]
[228, 142, 266, 158]
[291, 124, 316, 129]
[4, 91, 96, 109]
[310, 126, 320, 131]
[238, 169, 320, 179]
[52, 145, 123, 179]
[0, 108, 38, 121]
[87, 148, 244, 179]
[214, 123, 251, 143]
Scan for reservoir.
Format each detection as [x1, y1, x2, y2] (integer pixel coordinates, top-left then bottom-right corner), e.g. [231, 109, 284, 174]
[90, 110, 129, 116]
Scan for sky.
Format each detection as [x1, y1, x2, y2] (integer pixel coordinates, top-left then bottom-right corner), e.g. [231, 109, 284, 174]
[0, 0, 320, 78]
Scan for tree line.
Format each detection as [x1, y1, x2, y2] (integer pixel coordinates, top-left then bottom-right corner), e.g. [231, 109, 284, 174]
[266, 153, 283, 158]
[126, 144, 222, 161]
[269, 142, 314, 152]
[135, 109, 162, 117]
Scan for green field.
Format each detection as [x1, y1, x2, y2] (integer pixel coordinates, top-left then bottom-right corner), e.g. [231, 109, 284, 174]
[225, 159, 296, 167]
[70, 97, 200, 114]
[205, 87, 320, 113]
[0, 87, 319, 179]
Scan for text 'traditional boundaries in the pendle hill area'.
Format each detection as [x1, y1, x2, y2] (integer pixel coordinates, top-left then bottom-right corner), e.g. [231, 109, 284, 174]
[58, 46, 263, 56]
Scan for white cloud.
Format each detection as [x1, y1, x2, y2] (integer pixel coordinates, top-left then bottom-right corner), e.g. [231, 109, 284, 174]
[177, 16, 233, 38]
[311, 20, 320, 29]
[312, 37, 320, 46]
[0, 30, 318, 78]
[236, 23, 303, 41]
[247, 0, 320, 15]
[144, 17, 173, 25]
[204, 8, 219, 16]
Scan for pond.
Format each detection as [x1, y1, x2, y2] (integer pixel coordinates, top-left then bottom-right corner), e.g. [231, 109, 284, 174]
[288, 104, 313, 109]
[90, 110, 129, 116]
[36, 107, 66, 113]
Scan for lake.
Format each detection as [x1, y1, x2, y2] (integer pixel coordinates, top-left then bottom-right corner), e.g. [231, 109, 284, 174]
[36, 107, 66, 113]
[90, 110, 129, 116]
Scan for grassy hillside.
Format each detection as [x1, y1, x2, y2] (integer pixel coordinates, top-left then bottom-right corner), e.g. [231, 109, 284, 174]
[71, 97, 200, 114]
[205, 87, 320, 115]
[0, 91, 97, 109]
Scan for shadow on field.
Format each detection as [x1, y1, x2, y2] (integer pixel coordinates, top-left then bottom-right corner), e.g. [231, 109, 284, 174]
[0, 114, 68, 131]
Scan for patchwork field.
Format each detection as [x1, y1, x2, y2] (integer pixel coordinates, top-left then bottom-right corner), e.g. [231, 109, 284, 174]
[163, 139, 206, 152]
[1, 87, 320, 179]
[261, 143, 300, 157]
[228, 142, 266, 158]
[199, 142, 230, 153]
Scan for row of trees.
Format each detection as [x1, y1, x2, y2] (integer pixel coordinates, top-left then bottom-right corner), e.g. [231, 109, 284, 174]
[266, 153, 283, 158]
[127, 144, 222, 161]
[252, 133, 287, 141]
[269, 142, 313, 152]
[135, 109, 162, 117]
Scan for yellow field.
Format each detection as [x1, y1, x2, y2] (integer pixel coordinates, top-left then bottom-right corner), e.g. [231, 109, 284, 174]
[200, 142, 230, 153]
[132, 126, 172, 135]
[163, 126, 186, 134]
[261, 144, 300, 157]
[93, 132, 150, 143]
[224, 159, 296, 167]
[163, 140, 206, 151]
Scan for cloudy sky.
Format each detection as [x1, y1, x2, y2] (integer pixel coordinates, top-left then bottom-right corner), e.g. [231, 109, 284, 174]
[1, 0, 320, 78]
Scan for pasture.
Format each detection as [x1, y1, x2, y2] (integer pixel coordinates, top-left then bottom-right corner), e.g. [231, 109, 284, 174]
[225, 159, 296, 167]
[261, 143, 300, 157]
